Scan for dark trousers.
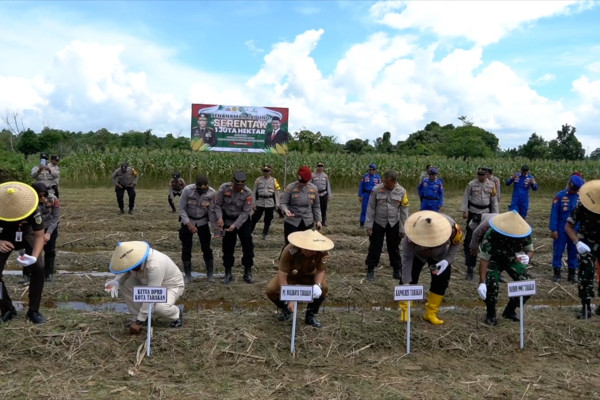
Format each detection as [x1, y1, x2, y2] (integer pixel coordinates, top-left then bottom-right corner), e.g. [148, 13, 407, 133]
[44, 227, 58, 276]
[179, 223, 213, 263]
[464, 213, 482, 268]
[251, 206, 275, 235]
[283, 220, 313, 245]
[319, 195, 328, 224]
[365, 222, 401, 271]
[408, 257, 452, 296]
[116, 186, 136, 210]
[0, 234, 44, 314]
[222, 219, 254, 268]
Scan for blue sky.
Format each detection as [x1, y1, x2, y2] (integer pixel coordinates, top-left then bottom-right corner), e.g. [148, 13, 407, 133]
[1, 0, 599, 152]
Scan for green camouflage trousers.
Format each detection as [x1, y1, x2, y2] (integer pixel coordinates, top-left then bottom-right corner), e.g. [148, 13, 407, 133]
[577, 242, 600, 300]
[485, 260, 529, 307]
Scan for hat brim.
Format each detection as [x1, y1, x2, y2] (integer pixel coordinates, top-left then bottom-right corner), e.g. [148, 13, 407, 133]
[579, 180, 600, 214]
[288, 230, 334, 251]
[109, 241, 151, 273]
[0, 182, 39, 222]
[490, 211, 532, 238]
[404, 211, 452, 247]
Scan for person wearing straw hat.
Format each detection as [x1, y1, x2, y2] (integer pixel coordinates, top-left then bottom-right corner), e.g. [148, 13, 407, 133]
[505, 165, 538, 219]
[250, 164, 282, 240]
[565, 179, 600, 319]
[400, 210, 464, 325]
[104, 241, 184, 334]
[213, 171, 255, 284]
[279, 166, 322, 245]
[477, 211, 535, 326]
[265, 229, 334, 328]
[0, 181, 47, 324]
[311, 162, 332, 227]
[31, 182, 61, 282]
[550, 174, 585, 283]
[364, 170, 409, 281]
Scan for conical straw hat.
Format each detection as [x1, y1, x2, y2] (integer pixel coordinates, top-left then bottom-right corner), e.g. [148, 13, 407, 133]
[579, 180, 600, 214]
[490, 211, 532, 238]
[404, 211, 452, 247]
[0, 182, 39, 222]
[288, 229, 334, 251]
[109, 241, 151, 274]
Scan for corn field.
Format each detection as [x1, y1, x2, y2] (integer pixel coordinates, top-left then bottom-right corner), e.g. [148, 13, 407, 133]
[58, 148, 600, 192]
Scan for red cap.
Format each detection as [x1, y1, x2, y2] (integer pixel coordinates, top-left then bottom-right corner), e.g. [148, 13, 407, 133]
[298, 166, 312, 182]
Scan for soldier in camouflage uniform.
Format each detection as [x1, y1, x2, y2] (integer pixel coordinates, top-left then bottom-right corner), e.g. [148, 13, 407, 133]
[250, 165, 281, 239]
[31, 182, 60, 282]
[461, 167, 498, 281]
[477, 211, 534, 326]
[565, 180, 600, 319]
[179, 176, 216, 284]
[111, 162, 139, 214]
[364, 170, 409, 281]
[212, 171, 254, 284]
[168, 172, 186, 213]
[311, 162, 332, 227]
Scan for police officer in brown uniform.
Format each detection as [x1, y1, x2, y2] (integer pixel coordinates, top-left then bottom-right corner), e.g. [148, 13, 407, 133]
[311, 162, 332, 227]
[364, 170, 409, 281]
[0, 182, 47, 324]
[111, 162, 139, 214]
[179, 175, 216, 283]
[251, 165, 281, 239]
[31, 153, 60, 198]
[31, 182, 60, 282]
[168, 171, 186, 213]
[461, 167, 498, 280]
[279, 166, 322, 245]
[213, 171, 254, 284]
[265, 229, 334, 328]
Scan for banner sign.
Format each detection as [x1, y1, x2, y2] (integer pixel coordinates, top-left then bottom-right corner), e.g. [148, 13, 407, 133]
[133, 287, 168, 303]
[280, 285, 314, 302]
[507, 280, 537, 298]
[190, 104, 289, 154]
[394, 285, 425, 301]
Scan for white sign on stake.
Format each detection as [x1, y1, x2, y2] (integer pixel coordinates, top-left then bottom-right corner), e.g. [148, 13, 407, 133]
[280, 285, 314, 354]
[507, 280, 537, 349]
[133, 286, 168, 357]
[394, 285, 424, 355]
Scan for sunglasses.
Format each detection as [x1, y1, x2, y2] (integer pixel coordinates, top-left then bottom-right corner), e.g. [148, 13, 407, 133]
[262, 169, 270, 173]
[234, 181, 246, 185]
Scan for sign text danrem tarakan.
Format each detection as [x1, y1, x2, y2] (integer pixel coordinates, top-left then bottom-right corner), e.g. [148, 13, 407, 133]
[212, 114, 269, 135]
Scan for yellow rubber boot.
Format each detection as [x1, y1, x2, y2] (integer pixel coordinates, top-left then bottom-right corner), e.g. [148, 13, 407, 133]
[423, 293, 444, 325]
[398, 301, 413, 322]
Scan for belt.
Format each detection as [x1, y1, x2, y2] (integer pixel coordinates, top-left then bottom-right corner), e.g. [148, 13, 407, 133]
[189, 216, 207, 221]
[318, 190, 327, 194]
[363, 190, 372, 194]
[258, 195, 273, 199]
[423, 196, 439, 200]
[468, 201, 490, 210]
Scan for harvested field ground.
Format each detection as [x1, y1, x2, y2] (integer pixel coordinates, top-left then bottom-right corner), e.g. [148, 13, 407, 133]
[2, 186, 600, 399]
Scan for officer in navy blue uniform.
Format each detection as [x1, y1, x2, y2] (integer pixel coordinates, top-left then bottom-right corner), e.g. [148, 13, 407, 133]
[418, 167, 444, 212]
[358, 163, 381, 228]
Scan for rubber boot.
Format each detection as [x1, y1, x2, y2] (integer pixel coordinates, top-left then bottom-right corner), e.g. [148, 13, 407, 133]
[45, 257, 55, 282]
[502, 298, 520, 321]
[183, 261, 192, 284]
[366, 266, 375, 281]
[222, 266, 233, 285]
[553, 268, 561, 283]
[206, 259, 214, 283]
[243, 265, 254, 284]
[305, 296, 325, 328]
[485, 302, 497, 326]
[577, 299, 592, 319]
[392, 266, 401, 280]
[398, 301, 413, 322]
[168, 196, 176, 213]
[466, 266, 474, 281]
[271, 299, 291, 321]
[568, 269, 576, 284]
[423, 292, 444, 325]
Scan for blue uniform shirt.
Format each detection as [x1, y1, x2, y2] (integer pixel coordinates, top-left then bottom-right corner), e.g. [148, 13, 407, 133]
[549, 188, 579, 232]
[358, 173, 381, 197]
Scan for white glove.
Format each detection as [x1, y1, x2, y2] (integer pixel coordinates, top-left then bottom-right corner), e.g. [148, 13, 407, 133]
[576, 241, 591, 254]
[312, 284, 323, 299]
[16, 254, 37, 267]
[478, 283, 487, 300]
[517, 254, 529, 265]
[105, 280, 120, 298]
[433, 260, 449, 275]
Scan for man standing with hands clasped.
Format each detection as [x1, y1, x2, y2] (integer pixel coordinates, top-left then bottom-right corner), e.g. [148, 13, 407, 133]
[311, 162, 332, 227]
[111, 162, 139, 215]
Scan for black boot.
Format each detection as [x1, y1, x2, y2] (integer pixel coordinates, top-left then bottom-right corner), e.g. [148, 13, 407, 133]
[183, 261, 192, 284]
[243, 265, 254, 284]
[392, 266, 401, 280]
[568, 269, 576, 284]
[0, 309, 17, 323]
[45, 257, 55, 282]
[466, 266, 474, 281]
[168, 196, 176, 213]
[272, 299, 291, 321]
[206, 259, 214, 282]
[553, 268, 561, 283]
[577, 299, 592, 319]
[170, 305, 183, 328]
[26, 310, 46, 324]
[485, 302, 497, 326]
[222, 266, 233, 284]
[366, 267, 375, 281]
[305, 296, 325, 328]
[502, 298, 520, 321]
